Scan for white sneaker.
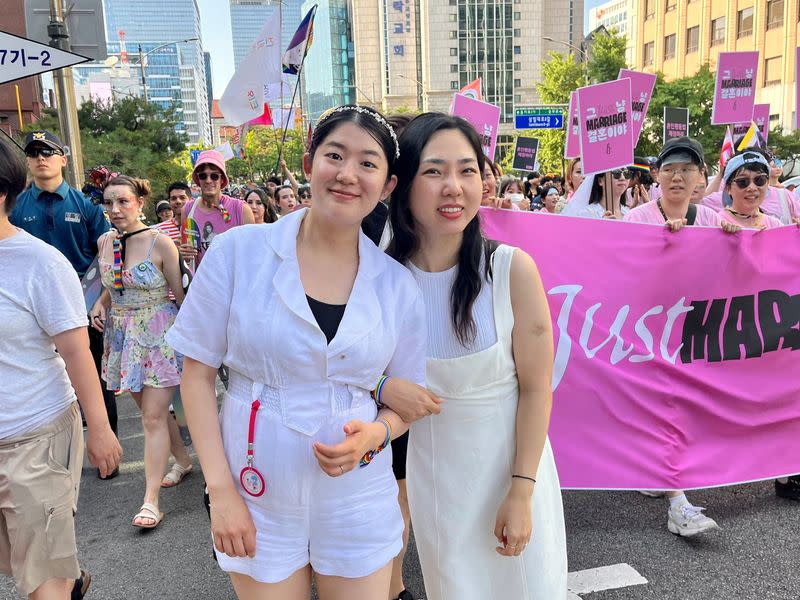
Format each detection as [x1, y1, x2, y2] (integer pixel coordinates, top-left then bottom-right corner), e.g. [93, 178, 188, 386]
[638, 490, 666, 498]
[667, 503, 719, 537]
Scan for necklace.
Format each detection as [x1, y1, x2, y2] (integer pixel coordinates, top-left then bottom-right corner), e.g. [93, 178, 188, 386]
[725, 207, 763, 226]
[656, 200, 686, 222]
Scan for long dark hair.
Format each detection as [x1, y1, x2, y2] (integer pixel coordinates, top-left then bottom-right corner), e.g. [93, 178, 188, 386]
[387, 112, 498, 347]
[589, 172, 628, 207]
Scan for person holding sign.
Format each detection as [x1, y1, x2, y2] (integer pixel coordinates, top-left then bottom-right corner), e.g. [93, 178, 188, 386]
[384, 113, 567, 599]
[717, 153, 782, 229]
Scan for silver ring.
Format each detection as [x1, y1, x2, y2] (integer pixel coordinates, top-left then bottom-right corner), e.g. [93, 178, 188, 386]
[508, 544, 518, 548]
[339, 465, 345, 475]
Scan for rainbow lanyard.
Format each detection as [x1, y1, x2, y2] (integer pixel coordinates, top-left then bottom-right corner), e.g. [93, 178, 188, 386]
[239, 400, 266, 497]
[112, 236, 124, 293]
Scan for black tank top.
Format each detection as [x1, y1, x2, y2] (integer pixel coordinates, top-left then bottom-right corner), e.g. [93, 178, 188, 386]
[306, 295, 346, 344]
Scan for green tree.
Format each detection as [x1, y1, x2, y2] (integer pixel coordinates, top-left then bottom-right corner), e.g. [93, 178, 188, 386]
[636, 65, 722, 166]
[586, 28, 628, 85]
[768, 129, 800, 178]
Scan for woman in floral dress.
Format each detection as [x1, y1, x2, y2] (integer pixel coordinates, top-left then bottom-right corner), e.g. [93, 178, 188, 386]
[90, 175, 185, 529]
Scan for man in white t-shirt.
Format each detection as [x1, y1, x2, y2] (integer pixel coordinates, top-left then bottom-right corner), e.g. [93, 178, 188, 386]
[0, 140, 121, 599]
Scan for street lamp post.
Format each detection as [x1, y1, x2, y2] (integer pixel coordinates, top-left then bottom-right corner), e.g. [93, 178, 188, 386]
[135, 38, 199, 102]
[543, 36, 589, 84]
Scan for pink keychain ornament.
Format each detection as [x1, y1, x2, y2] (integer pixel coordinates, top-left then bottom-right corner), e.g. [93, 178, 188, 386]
[239, 400, 266, 497]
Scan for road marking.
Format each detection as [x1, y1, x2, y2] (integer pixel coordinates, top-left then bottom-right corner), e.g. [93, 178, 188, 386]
[568, 563, 648, 596]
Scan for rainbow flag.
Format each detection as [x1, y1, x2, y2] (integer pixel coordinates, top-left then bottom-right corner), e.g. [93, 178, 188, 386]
[182, 216, 199, 249]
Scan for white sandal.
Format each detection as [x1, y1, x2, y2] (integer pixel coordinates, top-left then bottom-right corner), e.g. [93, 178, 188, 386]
[132, 503, 164, 529]
[161, 462, 193, 488]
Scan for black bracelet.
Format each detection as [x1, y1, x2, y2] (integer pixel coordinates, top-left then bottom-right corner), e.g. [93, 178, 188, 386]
[512, 474, 536, 484]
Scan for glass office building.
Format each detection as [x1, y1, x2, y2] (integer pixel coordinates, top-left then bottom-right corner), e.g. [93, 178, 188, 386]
[74, 0, 212, 144]
[230, 0, 303, 69]
[301, 0, 354, 122]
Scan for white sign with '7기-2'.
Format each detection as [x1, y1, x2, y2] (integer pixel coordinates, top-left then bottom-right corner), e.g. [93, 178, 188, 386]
[0, 30, 89, 85]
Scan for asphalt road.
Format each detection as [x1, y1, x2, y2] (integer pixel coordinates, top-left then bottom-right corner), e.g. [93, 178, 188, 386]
[2, 395, 799, 599]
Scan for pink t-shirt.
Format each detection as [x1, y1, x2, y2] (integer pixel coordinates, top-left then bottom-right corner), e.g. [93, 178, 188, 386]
[718, 209, 783, 229]
[183, 194, 245, 266]
[703, 187, 800, 224]
[623, 200, 722, 226]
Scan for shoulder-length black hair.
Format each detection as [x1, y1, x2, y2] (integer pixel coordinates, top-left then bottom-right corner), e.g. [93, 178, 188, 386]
[589, 171, 628, 207]
[387, 112, 498, 347]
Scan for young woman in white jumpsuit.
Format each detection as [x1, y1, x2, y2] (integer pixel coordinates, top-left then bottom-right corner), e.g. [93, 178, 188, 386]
[382, 113, 568, 599]
[166, 106, 427, 600]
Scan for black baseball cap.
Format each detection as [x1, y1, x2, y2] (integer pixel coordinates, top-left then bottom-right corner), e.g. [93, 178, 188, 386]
[657, 137, 704, 167]
[23, 130, 64, 154]
[155, 200, 172, 214]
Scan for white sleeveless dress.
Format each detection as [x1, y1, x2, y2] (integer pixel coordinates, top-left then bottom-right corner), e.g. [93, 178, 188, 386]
[406, 244, 568, 600]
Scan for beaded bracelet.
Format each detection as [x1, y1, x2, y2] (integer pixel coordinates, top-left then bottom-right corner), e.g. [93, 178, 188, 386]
[359, 418, 392, 468]
[370, 375, 390, 408]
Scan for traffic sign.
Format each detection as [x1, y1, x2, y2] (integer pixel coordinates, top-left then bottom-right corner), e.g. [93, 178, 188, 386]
[24, 0, 108, 61]
[0, 30, 89, 85]
[515, 113, 564, 129]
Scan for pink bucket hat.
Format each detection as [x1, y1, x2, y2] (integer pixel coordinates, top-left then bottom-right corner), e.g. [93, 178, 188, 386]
[192, 150, 229, 188]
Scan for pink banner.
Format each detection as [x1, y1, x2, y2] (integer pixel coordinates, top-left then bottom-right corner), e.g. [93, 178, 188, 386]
[480, 209, 800, 490]
[577, 78, 633, 175]
[753, 103, 770, 142]
[564, 91, 581, 159]
[451, 94, 501, 161]
[712, 51, 758, 125]
[796, 47, 800, 131]
[618, 69, 656, 146]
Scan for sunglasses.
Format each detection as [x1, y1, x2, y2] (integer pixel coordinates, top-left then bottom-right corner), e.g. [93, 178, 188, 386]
[299, 193, 311, 199]
[732, 175, 769, 189]
[772, 158, 783, 168]
[610, 170, 631, 180]
[197, 172, 221, 181]
[26, 147, 62, 158]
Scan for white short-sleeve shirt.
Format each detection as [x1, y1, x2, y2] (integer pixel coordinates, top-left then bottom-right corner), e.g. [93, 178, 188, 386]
[166, 208, 427, 436]
[0, 230, 88, 439]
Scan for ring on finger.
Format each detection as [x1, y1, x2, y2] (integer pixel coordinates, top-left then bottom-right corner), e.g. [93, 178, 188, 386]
[339, 465, 345, 475]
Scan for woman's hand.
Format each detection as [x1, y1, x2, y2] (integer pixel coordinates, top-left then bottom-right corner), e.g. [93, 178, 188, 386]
[380, 377, 442, 423]
[602, 211, 618, 220]
[518, 198, 531, 211]
[89, 302, 106, 332]
[494, 479, 534, 557]
[313, 420, 386, 477]
[665, 218, 688, 233]
[209, 485, 257, 558]
[721, 221, 742, 234]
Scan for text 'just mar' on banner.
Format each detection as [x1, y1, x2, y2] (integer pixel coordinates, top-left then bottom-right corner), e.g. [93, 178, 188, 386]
[480, 208, 800, 490]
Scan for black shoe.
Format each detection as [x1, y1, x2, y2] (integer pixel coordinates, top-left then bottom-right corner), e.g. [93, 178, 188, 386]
[394, 590, 414, 600]
[776, 476, 800, 501]
[71, 569, 91, 599]
[98, 467, 119, 480]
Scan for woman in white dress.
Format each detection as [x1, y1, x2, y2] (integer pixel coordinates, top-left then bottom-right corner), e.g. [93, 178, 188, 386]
[382, 113, 568, 599]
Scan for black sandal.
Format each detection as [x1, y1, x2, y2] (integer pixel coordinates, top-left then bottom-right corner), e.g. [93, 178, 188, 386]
[71, 569, 91, 599]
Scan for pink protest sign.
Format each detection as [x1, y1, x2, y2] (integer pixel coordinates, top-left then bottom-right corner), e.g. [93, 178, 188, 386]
[796, 47, 800, 131]
[451, 93, 501, 161]
[564, 91, 581, 159]
[618, 69, 656, 146]
[480, 208, 800, 490]
[752, 103, 770, 142]
[576, 78, 633, 175]
[712, 51, 758, 125]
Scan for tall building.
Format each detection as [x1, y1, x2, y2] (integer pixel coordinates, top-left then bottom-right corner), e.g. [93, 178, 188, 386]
[588, 0, 629, 36]
[351, 0, 582, 147]
[230, 0, 304, 69]
[74, 0, 212, 144]
[628, 0, 798, 132]
[204, 52, 214, 118]
[301, 0, 354, 122]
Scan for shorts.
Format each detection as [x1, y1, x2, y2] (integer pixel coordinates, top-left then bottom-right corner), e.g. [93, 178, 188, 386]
[0, 403, 84, 596]
[216, 377, 403, 583]
[391, 432, 408, 480]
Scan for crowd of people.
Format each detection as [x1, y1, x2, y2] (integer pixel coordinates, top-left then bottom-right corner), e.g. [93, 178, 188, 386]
[1, 101, 798, 600]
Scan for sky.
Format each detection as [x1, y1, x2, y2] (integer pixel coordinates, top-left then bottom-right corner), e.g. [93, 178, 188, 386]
[198, 0, 607, 101]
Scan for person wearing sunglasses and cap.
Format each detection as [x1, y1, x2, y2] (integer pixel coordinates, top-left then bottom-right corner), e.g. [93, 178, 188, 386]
[624, 137, 739, 234]
[179, 150, 254, 268]
[561, 167, 631, 219]
[718, 152, 783, 229]
[10, 131, 120, 482]
[703, 146, 800, 226]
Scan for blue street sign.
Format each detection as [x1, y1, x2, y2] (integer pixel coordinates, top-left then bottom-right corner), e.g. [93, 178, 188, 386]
[514, 114, 563, 129]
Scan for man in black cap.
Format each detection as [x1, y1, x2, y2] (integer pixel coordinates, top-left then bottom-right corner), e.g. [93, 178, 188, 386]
[10, 131, 118, 470]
